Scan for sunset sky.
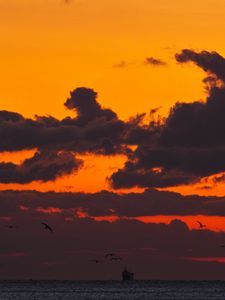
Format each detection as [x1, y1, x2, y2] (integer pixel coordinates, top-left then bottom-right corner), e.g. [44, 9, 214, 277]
[1, 0, 225, 280]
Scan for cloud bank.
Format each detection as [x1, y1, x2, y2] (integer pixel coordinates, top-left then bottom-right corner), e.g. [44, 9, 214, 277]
[1, 189, 225, 279]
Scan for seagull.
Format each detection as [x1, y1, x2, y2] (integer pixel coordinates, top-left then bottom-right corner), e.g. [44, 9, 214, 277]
[105, 253, 116, 259]
[197, 221, 206, 228]
[41, 222, 53, 233]
[4, 225, 18, 229]
[90, 260, 104, 264]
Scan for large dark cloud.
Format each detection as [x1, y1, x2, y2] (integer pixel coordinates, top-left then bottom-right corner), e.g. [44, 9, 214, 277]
[161, 49, 225, 148]
[0, 87, 152, 155]
[0, 87, 148, 183]
[110, 147, 225, 188]
[1, 189, 225, 218]
[110, 49, 225, 189]
[0, 151, 82, 184]
[0, 88, 129, 154]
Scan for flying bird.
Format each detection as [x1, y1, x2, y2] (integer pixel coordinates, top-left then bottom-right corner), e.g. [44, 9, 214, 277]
[105, 253, 116, 259]
[90, 259, 104, 264]
[41, 222, 53, 233]
[197, 221, 206, 228]
[4, 225, 18, 229]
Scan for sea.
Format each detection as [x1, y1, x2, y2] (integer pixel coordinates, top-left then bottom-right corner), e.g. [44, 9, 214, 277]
[0, 280, 225, 300]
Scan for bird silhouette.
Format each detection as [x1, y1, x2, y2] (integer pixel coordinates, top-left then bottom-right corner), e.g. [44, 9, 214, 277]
[41, 222, 53, 233]
[90, 259, 104, 264]
[197, 221, 206, 228]
[4, 225, 18, 229]
[105, 253, 116, 259]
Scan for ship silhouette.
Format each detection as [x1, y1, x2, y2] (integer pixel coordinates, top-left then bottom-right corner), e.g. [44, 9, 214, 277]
[122, 267, 134, 281]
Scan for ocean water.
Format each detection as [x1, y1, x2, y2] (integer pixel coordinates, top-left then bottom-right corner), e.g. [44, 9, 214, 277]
[0, 280, 225, 300]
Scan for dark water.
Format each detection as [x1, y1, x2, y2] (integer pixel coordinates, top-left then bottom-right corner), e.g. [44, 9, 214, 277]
[1, 280, 225, 299]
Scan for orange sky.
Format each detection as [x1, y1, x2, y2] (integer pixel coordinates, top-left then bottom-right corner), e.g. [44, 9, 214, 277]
[1, 0, 225, 196]
[1, 0, 224, 120]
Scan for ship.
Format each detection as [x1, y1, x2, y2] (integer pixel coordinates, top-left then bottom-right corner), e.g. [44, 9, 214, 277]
[122, 267, 134, 281]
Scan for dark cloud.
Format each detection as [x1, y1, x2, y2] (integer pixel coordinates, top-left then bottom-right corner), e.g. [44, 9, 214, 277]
[1, 189, 225, 279]
[113, 61, 131, 69]
[0, 89, 137, 184]
[2, 50, 225, 187]
[64, 87, 117, 123]
[0, 87, 152, 184]
[0, 200, 225, 280]
[159, 94, 225, 148]
[114, 57, 167, 69]
[0, 111, 24, 122]
[0, 87, 146, 158]
[110, 147, 225, 188]
[2, 189, 225, 218]
[0, 151, 82, 183]
[110, 49, 225, 189]
[175, 49, 225, 81]
[110, 162, 196, 189]
[145, 57, 167, 66]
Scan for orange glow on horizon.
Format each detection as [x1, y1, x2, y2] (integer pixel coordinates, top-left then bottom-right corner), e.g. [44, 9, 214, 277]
[184, 257, 225, 264]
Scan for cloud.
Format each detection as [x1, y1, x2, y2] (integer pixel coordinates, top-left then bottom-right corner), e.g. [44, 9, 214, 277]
[0, 151, 82, 183]
[0, 86, 152, 184]
[113, 61, 132, 69]
[113, 57, 167, 69]
[175, 49, 225, 81]
[2, 189, 225, 218]
[110, 49, 225, 189]
[0, 87, 148, 158]
[1, 189, 225, 279]
[2, 50, 225, 187]
[144, 57, 167, 66]
[0, 198, 225, 280]
[110, 147, 225, 189]
[64, 87, 117, 123]
[0, 88, 134, 157]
